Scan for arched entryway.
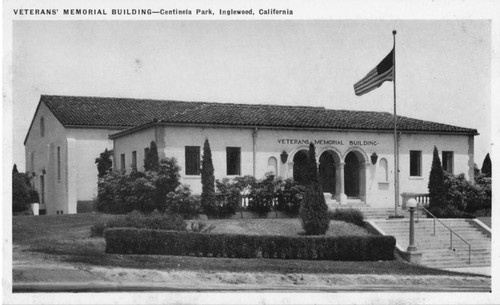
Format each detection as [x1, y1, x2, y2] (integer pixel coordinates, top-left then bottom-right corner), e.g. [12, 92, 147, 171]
[343, 150, 367, 200]
[344, 152, 360, 197]
[293, 150, 309, 185]
[319, 152, 336, 194]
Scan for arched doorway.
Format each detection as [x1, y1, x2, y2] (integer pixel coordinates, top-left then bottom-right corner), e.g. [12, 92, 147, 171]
[293, 150, 309, 185]
[319, 152, 336, 193]
[344, 151, 360, 197]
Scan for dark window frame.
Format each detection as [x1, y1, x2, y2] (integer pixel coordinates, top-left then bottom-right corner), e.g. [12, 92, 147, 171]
[120, 154, 126, 172]
[132, 151, 137, 171]
[442, 151, 454, 174]
[409, 150, 422, 177]
[185, 146, 201, 175]
[226, 147, 241, 176]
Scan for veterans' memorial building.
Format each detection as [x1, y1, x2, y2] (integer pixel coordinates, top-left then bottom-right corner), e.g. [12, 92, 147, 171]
[24, 95, 477, 215]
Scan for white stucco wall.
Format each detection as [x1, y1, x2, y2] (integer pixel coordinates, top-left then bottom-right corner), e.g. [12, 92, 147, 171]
[25, 102, 121, 215]
[25, 102, 68, 215]
[112, 124, 473, 209]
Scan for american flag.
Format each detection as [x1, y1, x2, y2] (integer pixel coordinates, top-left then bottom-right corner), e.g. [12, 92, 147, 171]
[353, 49, 394, 96]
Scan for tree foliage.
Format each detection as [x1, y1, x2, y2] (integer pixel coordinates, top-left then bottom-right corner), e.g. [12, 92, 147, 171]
[201, 139, 216, 218]
[95, 148, 113, 178]
[428, 146, 446, 209]
[481, 153, 491, 178]
[299, 143, 329, 235]
[144, 141, 160, 172]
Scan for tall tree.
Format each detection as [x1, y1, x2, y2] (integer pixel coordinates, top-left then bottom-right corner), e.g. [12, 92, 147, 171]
[12, 164, 19, 174]
[299, 143, 329, 235]
[144, 141, 160, 171]
[95, 149, 113, 178]
[201, 139, 216, 217]
[428, 146, 446, 209]
[481, 153, 491, 178]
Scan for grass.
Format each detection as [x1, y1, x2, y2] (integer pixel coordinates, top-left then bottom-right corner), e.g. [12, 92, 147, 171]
[12, 213, 485, 277]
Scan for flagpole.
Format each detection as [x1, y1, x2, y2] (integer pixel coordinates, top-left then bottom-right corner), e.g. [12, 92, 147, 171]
[393, 30, 400, 217]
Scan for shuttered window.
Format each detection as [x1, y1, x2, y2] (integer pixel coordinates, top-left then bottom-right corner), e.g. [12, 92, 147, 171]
[442, 151, 454, 174]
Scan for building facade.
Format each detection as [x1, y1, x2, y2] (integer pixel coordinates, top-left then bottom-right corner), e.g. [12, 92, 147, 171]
[25, 95, 477, 214]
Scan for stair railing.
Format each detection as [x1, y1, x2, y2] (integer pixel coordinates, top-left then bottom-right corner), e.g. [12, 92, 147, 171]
[418, 203, 471, 264]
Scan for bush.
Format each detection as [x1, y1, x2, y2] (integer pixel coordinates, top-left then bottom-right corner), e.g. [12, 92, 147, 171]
[275, 178, 305, 216]
[90, 210, 187, 237]
[299, 143, 329, 235]
[201, 139, 217, 218]
[105, 228, 396, 261]
[12, 172, 32, 213]
[95, 148, 113, 178]
[165, 184, 201, 219]
[96, 157, 181, 214]
[247, 174, 277, 217]
[428, 146, 446, 209]
[215, 176, 256, 217]
[328, 208, 365, 227]
[427, 205, 475, 219]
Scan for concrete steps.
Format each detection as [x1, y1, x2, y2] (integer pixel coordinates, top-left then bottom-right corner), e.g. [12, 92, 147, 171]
[371, 218, 491, 269]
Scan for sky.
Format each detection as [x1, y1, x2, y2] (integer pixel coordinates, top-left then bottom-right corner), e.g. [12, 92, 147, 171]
[11, 20, 491, 171]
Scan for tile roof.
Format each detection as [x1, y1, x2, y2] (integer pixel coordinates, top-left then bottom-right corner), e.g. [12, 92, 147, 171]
[39, 95, 477, 135]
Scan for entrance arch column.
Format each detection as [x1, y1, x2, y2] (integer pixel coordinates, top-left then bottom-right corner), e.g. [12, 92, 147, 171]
[338, 161, 347, 205]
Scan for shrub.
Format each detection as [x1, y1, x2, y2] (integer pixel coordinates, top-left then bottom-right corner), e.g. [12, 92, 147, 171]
[275, 178, 305, 216]
[299, 143, 329, 235]
[96, 158, 181, 214]
[428, 146, 446, 209]
[105, 228, 396, 261]
[95, 148, 113, 178]
[427, 205, 475, 219]
[12, 172, 31, 213]
[247, 174, 277, 217]
[91, 210, 187, 237]
[201, 139, 217, 218]
[215, 176, 256, 217]
[328, 208, 365, 227]
[144, 141, 160, 171]
[165, 184, 201, 219]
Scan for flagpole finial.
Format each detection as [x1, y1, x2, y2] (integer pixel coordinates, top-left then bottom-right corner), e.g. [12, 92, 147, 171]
[393, 30, 397, 35]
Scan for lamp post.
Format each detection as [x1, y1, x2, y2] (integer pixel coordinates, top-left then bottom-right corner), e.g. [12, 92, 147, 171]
[407, 198, 417, 252]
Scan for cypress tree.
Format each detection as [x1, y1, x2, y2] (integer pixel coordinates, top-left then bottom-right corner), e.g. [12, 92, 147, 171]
[144, 141, 160, 171]
[299, 143, 329, 235]
[95, 149, 113, 177]
[201, 139, 216, 218]
[428, 146, 446, 209]
[481, 153, 491, 178]
[12, 164, 19, 174]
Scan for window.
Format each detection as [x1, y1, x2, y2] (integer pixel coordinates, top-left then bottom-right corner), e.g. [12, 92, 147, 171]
[57, 146, 61, 180]
[132, 151, 137, 170]
[120, 154, 126, 171]
[226, 147, 241, 175]
[410, 151, 422, 177]
[185, 146, 200, 175]
[40, 117, 45, 137]
[442, 151, 454, 174]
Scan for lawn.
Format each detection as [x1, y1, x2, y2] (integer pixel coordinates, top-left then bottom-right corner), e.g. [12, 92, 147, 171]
[12, 213, 481, 276]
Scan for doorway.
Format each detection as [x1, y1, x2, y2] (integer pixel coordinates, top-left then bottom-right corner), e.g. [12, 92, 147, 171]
[319, 152, 336, 193]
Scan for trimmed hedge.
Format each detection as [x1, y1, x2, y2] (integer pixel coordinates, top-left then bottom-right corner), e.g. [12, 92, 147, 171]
[104, 228, 395, 261]
[328, 208, 365, 227]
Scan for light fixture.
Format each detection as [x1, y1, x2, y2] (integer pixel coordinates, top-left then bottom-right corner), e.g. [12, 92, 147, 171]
[371, 152, 378, 165]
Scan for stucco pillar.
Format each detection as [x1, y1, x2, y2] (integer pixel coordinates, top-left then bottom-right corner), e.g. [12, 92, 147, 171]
[338, 161, 347, 205]
[66, 138, 77, 214]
